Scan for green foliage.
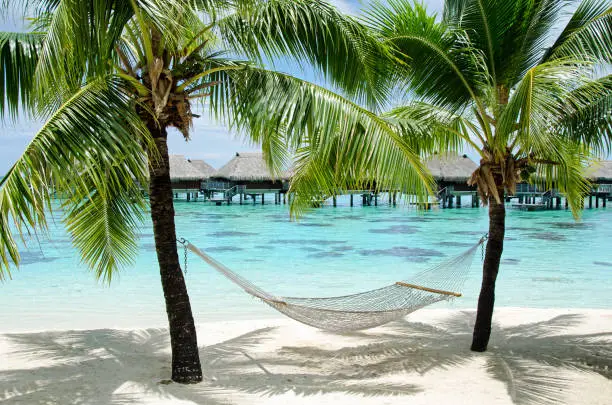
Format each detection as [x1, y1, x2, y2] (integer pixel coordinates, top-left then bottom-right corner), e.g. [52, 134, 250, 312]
[305, 0, 611, 218]
[0, 77, 149, 281]
[0, 0, 408, 282]
[217, 67, 434, 216]
[219, 0, 393, 108]
[0, 32, 44, 118]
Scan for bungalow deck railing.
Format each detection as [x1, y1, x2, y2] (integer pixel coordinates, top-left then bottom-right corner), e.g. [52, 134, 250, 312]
[203, 180, 232, 191]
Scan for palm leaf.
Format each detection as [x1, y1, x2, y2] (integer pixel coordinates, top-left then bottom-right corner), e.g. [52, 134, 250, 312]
[218, 0, 392, 108]
[213, 66, 435, 215]
[384, 102, 480, 156]
[498, 58, 593, 158]
[62, 159, 147, 283]
[0, 76, 149, 281]
[366, 0, 489, 111]
[545, 0, 612, 64]
[532, 143, 592, 219]
[497, 0, 567, 87]
[0, 31, 44, 118]
[558, 74, 612, 154]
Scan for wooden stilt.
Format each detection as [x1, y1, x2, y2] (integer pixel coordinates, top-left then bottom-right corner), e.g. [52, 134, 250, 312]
[589, 195, 592, 208]
[456, 195, 462, 208]
[596, 196, 599, 208]
[187, 192, 191, 202]
[261, 193, 265, 205]
[350, 194, 354, 207]
[333, 195, 337, 207]
[393, 192, 397, 206]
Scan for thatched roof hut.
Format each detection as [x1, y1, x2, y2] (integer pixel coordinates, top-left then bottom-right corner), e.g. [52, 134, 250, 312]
[190, 159, 217, 178]
[214, 152, 290, 181]
[169, 154, 215, 181]
[589, 161, 612, 182]
[426, 154, 478, 183]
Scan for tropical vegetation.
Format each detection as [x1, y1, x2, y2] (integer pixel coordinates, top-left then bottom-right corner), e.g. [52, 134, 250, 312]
[0, 0, 388, 383]
[281, 0, 612, 351]
[1, 0, 610, 386]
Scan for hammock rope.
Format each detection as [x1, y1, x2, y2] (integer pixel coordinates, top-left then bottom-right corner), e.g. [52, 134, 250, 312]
[180, 235, 487, 331]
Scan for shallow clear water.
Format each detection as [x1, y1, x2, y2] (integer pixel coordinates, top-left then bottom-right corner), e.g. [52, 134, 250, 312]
[2, 196, 611, 332]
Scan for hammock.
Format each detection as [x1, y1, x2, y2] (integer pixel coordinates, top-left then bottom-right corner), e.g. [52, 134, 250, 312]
[181, 236, 486, 332]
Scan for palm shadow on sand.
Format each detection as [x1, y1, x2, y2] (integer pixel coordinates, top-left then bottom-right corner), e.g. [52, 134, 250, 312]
[0, 312, 610, 404]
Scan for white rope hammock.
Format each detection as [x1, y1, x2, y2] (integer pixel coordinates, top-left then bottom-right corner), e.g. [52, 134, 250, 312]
[180, 236, 487, 332]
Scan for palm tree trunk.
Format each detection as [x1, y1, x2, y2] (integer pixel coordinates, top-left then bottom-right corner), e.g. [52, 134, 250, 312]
[146, 122, 203, 383]
[471, 196, 505, 352]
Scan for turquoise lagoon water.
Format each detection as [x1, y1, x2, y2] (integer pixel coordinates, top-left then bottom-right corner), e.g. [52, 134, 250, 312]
[2, 197, 611, 332]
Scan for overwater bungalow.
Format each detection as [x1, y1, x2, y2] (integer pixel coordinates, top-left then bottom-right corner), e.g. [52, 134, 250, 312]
[203, 152, 290, 204]
[193, 151, 612, 209]
[507, 160, 612, 210]
[586, 160, 612, 208]
[169, 154, 216, 200]
[426, 154, 479, 208]
[590, 160, 612, 187]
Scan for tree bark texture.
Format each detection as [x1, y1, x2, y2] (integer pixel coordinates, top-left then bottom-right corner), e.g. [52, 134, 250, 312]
[146, 123, 203, 383]
[471, 196, 505, 352]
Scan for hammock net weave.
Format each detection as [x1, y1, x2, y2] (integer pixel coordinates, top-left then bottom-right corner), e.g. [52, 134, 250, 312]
[184, 236, 485, 332]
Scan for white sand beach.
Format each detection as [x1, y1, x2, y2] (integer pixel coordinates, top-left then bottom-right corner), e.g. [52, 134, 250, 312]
[1, 308, 610, 405]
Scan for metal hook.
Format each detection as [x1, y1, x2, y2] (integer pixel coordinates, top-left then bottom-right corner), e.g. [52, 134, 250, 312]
[480, 233, 488, 261]
[177, 238, 189, 275]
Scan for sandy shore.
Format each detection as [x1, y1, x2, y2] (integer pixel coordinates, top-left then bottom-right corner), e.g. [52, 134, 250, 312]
[1, 308, 610, 405]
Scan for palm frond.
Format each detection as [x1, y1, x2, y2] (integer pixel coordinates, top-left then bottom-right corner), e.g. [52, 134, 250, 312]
[440, 0, 527, 88]
[366, 0, 489, 111]
[0, 76, 149, 281]
[384, 102, 480, 156]
[214, 66, 435, 216]
[0, 31, 44, 119]
[62, 159, 147, 283]
[499, 58, 592, 158]
[545, 0, 612, 64]
[218, 0, 392, 108]
[558, 74, 612, 155]
[33, 0, 196, 97]
[531, 143, 592, 219]
[496, 0, 567, 88]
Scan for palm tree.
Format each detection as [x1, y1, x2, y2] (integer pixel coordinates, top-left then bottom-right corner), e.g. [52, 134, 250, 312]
[0, 0, 389, 383]
[267, 0, 611, 352]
